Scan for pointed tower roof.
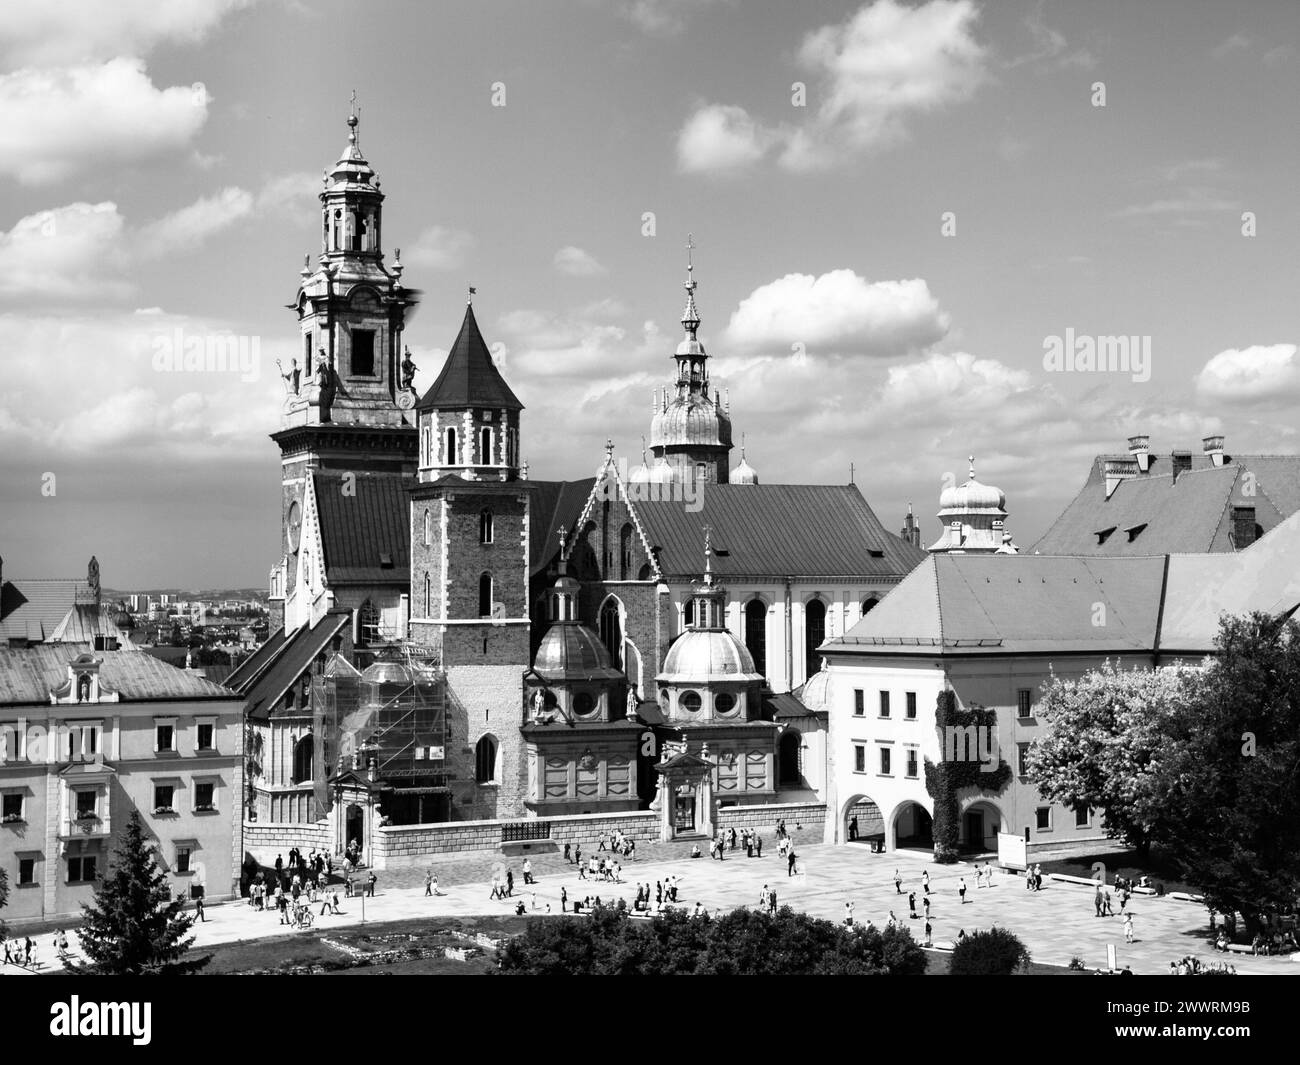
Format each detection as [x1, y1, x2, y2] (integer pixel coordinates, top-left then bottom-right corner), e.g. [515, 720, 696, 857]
[417, 301, 523, 412]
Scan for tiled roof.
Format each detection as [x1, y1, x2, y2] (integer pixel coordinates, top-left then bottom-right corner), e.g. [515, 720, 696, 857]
[242, 611, 351, 721]
[1031, 454, 1299, 556]
[764, 691, 818, 720]
[827, 554, 1166, 655]
[224, 627, 287, 692]
[0, 578, 87, 642]
[417, 304, 523, 412]
[314, 470, 410, 584]
[527, 478, 596, 575]
[0, 642, 236, 705]
[633, 484, 927, 579]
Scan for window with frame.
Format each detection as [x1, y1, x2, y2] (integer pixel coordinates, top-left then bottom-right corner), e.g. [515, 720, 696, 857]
[480, 426, 494, 464]
[1075, 806, 1090, 828]
[1017, 689, 1033, 718]
[878, 691, 891, 718]
[155, 721, 176, 752]
[196, 722, 215, 752]
[475, 735, 497, 784]
[2, 792, 22, 823]
[350, 329, 375, 376]
[1017, 743, 1030, 776]
[879, 746, 892, 775]
[478, 573, 493, 617]
[68, 855, 97, 883]
[359, 600, 380, 645]
[175, 846, 192, 874]
[905, 748, 918, 778]
[853, 745, 865, 773]
[1035, 806, 1052, 831]
[905, 692, 917, 719]
[75, 790, 96, 819]
[480, 508, 494, 544]
[853, 689, 864, 716]
[18, 857, 36, 885]
[154, 783, 175, 813]
[194, 782, 216, 812]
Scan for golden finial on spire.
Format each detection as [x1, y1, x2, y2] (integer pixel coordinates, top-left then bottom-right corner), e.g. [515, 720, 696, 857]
[347, 89, 359, 145]
[969, 455, 976, 480]
[702, 523, 714, 584]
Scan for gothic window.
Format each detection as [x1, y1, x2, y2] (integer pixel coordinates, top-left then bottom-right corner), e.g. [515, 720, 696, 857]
[359, 600, 380, 644]
[446, 428, 458, 466]
[292, 734, 314, 784]
[475, 735, 497, 784]
[480, 426, 493, 465]
[423, 573, 431, 617]
[423, 508, 432, 547]
[599, 599, 622, 668]
[619, 523, 634, 580]
[638, 563, 652, 581]
[478, 573, 493, 617]
[804, 598, 826, 680]
[744, 598, 768, 676]
[480, 509, 494, 545]
[351, 329, 375, 376]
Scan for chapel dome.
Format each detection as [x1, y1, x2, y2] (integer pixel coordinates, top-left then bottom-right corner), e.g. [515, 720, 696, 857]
[660, 628, 761, 681]
[532, 622, 624, 681]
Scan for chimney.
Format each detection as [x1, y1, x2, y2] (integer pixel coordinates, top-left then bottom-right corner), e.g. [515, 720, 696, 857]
[1171, 450, 1192, 483]
[1232, 506, 1257, 549]
[1127, 434, 1151, 473]
[1203, 434, 1225, 467]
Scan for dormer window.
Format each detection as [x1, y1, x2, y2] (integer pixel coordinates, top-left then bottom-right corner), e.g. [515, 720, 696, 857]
[1096, 526, 1117, 545]
[1125, 523, 1148, 542]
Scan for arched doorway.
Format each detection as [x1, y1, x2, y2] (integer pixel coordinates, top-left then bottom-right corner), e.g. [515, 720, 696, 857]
[345, 803, 364, 854]
[960, 800, 1003, 853]
[778, 729, 802, 787]
[893, 801, 934, 850]
[840, 794, 885, 846]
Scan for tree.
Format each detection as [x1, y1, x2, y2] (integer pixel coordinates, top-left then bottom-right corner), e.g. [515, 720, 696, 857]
[1026, 662, 1196, 858]
[72, 810, 205, 974]
[949, 927, 1031, 975]
[1157, 613, 1300, 934]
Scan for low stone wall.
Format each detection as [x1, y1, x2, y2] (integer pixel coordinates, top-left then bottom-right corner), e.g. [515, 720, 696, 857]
[242, 819, 332, 864]
[717, 801, 827, 834]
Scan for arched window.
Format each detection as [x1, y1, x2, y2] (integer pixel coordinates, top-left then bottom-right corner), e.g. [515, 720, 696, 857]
[480, 426, 493, 464]
[478, 573, 493, 617]
[423, 508, 431, 546]
[637, 563, 652, 581]
[804, 598, 826, 679]
[480, 508, 494, 545]
[779, 729, 802, 787]
[475, 735, 497, 783]
[445, 427, 457, 466]
[619, 523, 634, 580]
[744, 598, 768, 676]
[862, 596, 879, 616]
[359, 600, 380, 644]
[292, 734, 315, 784]
[423, 572, 431, 617]
[599, 598, 622, 668]
[684, 599, 695, 628]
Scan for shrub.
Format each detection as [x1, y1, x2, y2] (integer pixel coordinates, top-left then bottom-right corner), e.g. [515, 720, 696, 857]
[948, 927, 1031, 976]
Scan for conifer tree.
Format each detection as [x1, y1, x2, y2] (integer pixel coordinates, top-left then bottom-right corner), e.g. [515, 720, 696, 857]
[72, 810, 205, 974]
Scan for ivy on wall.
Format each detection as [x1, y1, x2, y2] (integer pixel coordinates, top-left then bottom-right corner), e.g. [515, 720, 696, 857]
[924, 691, 1012, 863]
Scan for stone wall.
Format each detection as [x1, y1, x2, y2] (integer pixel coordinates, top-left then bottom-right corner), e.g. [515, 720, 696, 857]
[717, 801, 827, 834]
[242, 819, 332, 865]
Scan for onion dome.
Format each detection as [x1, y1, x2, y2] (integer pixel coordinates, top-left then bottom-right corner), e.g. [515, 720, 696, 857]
[731, 438, 758, 484]
[938, 456, 1006, 513]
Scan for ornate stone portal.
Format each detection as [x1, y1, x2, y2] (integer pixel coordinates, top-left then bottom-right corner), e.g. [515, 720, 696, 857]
[652, 742, 717, 841]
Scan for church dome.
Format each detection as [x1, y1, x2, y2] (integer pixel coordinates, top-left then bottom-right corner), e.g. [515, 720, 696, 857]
[532, 622, 623, 681]
[731, 458, 758, 484]
[649, 396, 733, 449]
[938, 462, 1006, 514]
[360, 659, 412, 687]
[660, 628, 761, 680]
[629, 462, 651, 484]
[798, 666, 835, 711]
[647, 460, 674, 483]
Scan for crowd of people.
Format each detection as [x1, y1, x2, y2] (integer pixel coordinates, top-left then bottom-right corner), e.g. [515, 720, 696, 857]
[1170, 955, 1238, 975]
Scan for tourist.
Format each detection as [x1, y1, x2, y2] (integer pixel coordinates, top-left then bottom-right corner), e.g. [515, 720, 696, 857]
[746, 834, 754, 859]
[344, 873, 353, 898]
[923, 894, 931, 918]
[1215, 930, 1228, 952]
[1094, 886, 1103, 917]
[886, 911, 896, 929]
[275, 853, 284, 879]
[506, 870, 514, 897]
[1103, 889, 1114, 917]
[844, 901, 855, 927]
[894, 869, 903, 894]
[278, 890, 289, 925]
[768, 887, 778, 915]
[755, 834, 762, 858]
[195, 896, 206, 922]
[561, 886, 568, 912]
[530, 892, 538, 911]
[691, 843, 702, 859]
[564, 842, 572, 863]
[1123, 913, 1134, 944]
[787, 847, 797, 877]
[366, 872, 377, 897]
[956, 929, 967, 943]
[598, 832, 608, 852]
[958, 877, 967, 904]
[909, 891, 917, 918]
[573, 844, 582, 867]
[426, 868, 435, 896]
[849, 815, 859, 841]
[627, 838, 637, 861]
[523, 858, 534, 885]
[515, 900, 526, 916]
[1033, 864, 1043, 891]
[921, 869, 930, 895]
[729, 827, 738, 851]
[924, 921, 933, 947]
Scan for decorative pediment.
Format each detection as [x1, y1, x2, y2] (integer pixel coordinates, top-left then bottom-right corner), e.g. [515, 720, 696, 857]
[49, 654, 119, 705]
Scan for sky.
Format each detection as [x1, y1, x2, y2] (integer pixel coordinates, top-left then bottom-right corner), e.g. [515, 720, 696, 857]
[0, 0, 1297, 589]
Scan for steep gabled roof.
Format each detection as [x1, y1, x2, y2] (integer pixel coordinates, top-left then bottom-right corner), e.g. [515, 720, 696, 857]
[417, 304, 523, 412]
[528, 478, 596, 576]
[242, 610, 351, 722]
[0, 578, 88, 642]
[0, 642, 236, 705]
[634, 483, 927, 579]
[313, 470, 409, 585]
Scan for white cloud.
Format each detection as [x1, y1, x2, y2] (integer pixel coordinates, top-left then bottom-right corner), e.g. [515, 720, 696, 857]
[0, 0, 256, 65]
[1210, 33, 1251, 60]
[136, 186, 254, 258]
[0, 59, 210, 185]
[723, 271, 949, 356]
[403, 225, 475, 271]
[553, 245, 607, 277]
[255, 171, 319, 216]
[0, 202, 131, 300]
[1006, 0, 1095, 70]
[618, 0, 728, 36]
[1194, 344, 1300, 405]
[676, 104, 773, 174]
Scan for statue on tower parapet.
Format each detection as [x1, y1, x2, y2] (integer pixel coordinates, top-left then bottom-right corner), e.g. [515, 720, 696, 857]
[400, 346, 417, 391]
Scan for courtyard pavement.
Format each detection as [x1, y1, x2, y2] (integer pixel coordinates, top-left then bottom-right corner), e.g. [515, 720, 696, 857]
[8, 835, 1298, 975]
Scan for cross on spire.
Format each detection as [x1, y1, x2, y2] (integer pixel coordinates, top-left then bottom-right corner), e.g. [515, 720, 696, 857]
[347, 89, 360, 144]
[969, 455, 976, 481]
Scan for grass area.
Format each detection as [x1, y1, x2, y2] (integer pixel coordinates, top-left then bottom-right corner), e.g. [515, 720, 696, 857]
[195, 915, 529, 975]
[1037, 849, 1196, 896]
[923, 952, 1079, 976]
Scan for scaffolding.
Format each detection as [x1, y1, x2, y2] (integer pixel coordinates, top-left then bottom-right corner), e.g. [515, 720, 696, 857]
[312, 642, 450, 824]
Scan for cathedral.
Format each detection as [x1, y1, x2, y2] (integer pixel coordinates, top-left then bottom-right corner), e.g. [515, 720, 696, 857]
[227, 113, 926, 846]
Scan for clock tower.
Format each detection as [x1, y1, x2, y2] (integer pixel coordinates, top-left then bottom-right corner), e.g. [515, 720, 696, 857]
[268, 104, 418, 638]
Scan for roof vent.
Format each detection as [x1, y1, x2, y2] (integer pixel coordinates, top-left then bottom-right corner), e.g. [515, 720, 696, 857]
[1171, 450, 1192, 483]
[379, 552, 394, 568]
[1096, 526, 1117, 545]
[1203, 435, 1225, 467]
[1127, 434, 1151, 472]
[1125, 523, 1147, 542]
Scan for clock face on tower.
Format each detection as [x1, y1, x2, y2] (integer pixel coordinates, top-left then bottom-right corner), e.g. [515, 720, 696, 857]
[286, 500, 302, 553]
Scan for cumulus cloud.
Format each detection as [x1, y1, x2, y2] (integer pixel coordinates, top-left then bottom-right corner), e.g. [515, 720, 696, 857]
[0, 59, 210, 185]
[0, 0, 256, 66]
[676, 104, 774, 174]
[135, 186, 254, 258]
[1194, 344, 1300, 406]
[553, 245, 607, 277]
[618, 0, 729, 36]
[404, 225, 475, 271]
[723, 271, 949, 356]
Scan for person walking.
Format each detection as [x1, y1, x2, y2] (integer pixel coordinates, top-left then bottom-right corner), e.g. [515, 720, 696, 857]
[522, 858, 533, 885]
[787, 847, 798, 877]
[921, 869, 930, 895]
[1123, 913, 1134, 944]
[574, 844, 582, 868]
[849, 815, 859, 841]
[598, 832, 608, 852]
[426, 868, 435, 896]
[909, 891, 917, 919]
[958, 877, 968, 905]
[894, 869, 903, 895]
[195, 895, 206, 922]
[1094, 886, 1103, 916]
[506, 870, 514, 897]
[561, 886, 568, 912]
[564, 842, 572, 863]
[1103, 888, 1114, 916]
